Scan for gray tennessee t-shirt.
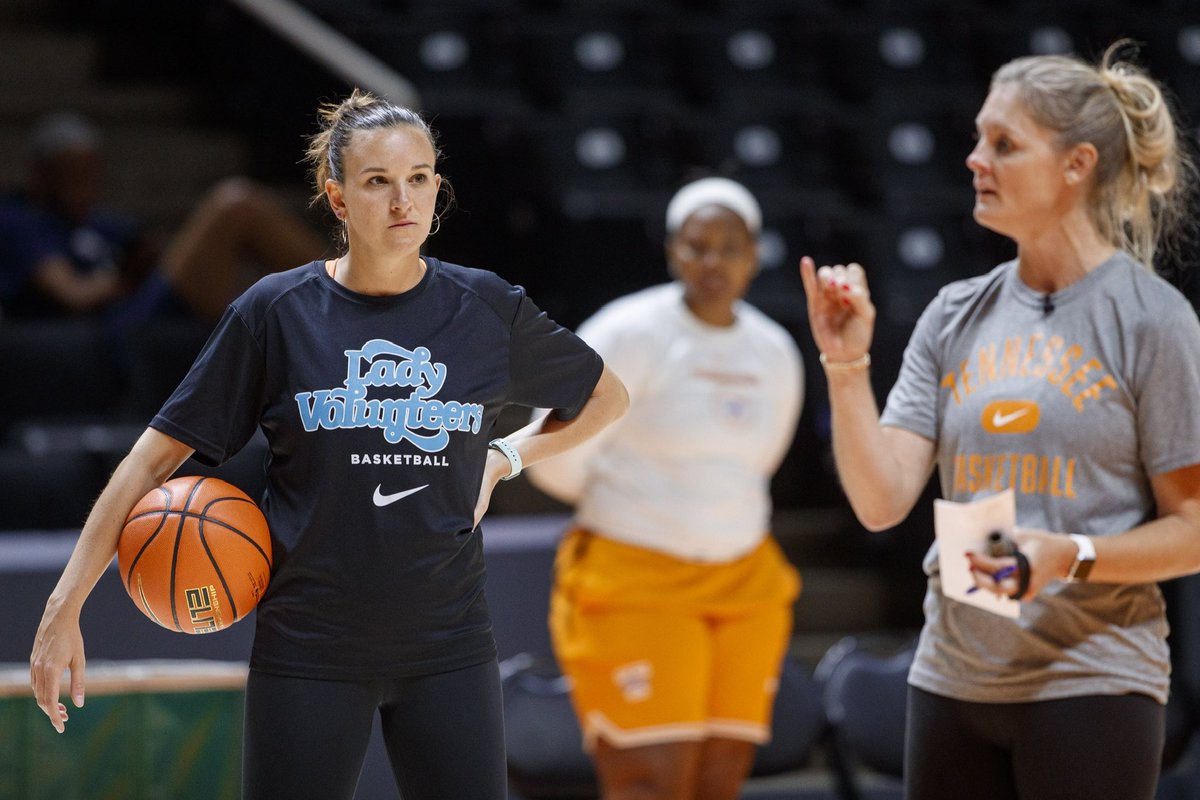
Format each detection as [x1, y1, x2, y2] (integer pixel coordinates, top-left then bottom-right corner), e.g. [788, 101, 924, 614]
[881, 252, 1200, 704]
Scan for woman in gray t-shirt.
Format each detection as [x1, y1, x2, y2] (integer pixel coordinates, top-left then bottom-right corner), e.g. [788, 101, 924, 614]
[801, 41, 1200, 800]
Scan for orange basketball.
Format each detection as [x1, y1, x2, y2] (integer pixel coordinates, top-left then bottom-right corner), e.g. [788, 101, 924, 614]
[119, 476, 272, 634]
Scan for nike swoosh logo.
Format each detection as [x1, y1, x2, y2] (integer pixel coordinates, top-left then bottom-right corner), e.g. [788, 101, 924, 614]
[991, 408, 1030, 428]
[373, 484, 429, 507]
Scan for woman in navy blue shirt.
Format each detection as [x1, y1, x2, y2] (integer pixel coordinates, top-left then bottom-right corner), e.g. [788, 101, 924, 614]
[30, 89, 628, 800]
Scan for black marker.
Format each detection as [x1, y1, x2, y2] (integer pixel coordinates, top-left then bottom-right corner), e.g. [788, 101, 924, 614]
[986, 530, 1016, 558]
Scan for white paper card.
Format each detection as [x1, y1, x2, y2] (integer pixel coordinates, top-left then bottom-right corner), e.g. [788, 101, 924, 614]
[933, 489, 1021, 618]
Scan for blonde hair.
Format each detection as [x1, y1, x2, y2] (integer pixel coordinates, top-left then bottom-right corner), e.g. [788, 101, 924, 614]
[992, 40, 1196, 267]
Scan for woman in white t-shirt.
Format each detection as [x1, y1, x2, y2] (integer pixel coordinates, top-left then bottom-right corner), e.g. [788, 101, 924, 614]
[528, 176, 804, 800]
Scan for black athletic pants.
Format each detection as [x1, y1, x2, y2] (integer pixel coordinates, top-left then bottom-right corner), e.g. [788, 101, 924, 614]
[905, 685, 1164, 800]
[241, 660, 507, 800]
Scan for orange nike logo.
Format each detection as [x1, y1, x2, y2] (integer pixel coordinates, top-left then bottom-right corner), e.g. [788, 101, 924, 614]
[981, 400, 1040, 434]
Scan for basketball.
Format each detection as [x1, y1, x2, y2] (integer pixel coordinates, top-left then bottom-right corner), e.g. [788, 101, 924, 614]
[118, 476, 272, 634]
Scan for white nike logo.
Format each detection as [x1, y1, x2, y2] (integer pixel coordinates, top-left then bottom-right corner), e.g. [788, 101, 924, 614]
[991, 408, 1030, 428]
[372, 484, 429, 507]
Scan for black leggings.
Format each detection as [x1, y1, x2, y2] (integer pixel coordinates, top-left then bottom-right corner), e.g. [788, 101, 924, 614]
[242, 660, 507, 800]
[905, 686, 1164, 800]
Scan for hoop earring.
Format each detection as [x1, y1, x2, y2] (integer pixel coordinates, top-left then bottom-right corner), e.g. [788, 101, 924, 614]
[429, 212, 441, 237]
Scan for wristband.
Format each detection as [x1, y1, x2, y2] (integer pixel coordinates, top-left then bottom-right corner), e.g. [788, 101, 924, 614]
[488, 438, 523, 481]
[819, 352, 871, 371]
[1065, 533, 1095, 582]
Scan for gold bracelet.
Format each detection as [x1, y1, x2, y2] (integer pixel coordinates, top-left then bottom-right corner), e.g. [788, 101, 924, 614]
[819, 352, 871, 371]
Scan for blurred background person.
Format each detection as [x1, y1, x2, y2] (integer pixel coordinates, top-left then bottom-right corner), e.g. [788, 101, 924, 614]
[0, 110, 329, 329]
[527, 176, 803, 800]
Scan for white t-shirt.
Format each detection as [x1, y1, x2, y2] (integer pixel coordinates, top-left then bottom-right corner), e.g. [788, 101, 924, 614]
[527, 282, 803, 562]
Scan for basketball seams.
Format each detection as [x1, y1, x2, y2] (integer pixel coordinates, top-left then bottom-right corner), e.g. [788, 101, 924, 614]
[119, 475, 271, 634]
[123, 486, 173, 594]
[125, 509, 257, 538]
[196, 514, 239, 625]
[202, 497, 272, 569]
[169, 476, 209, 632]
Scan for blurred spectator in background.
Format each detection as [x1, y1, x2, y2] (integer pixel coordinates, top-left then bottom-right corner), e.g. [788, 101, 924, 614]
[0, 111, 329, 331]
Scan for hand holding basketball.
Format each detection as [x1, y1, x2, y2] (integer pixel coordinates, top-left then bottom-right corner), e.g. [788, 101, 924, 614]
[119, 476, 272, 634]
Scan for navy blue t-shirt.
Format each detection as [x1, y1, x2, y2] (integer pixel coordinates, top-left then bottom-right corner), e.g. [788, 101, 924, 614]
[151, 258, 603, 679]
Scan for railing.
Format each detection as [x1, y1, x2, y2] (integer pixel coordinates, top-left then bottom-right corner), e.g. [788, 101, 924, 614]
[226, 0, 421, 109]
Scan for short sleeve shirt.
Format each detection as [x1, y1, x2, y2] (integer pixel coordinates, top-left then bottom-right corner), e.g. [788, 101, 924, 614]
[881, 253, 1200, 704]
[151, 258, 603, 679]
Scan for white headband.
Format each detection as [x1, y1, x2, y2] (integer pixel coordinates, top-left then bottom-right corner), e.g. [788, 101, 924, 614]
[665, 177, 762, 236]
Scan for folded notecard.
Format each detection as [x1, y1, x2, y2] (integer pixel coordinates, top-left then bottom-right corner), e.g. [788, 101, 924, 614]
[934, 489, 1021, 618]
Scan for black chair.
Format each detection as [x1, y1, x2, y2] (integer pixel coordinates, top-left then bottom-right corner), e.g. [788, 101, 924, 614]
[1159, 573, 1200, 798]
[121, 317, 213, 419]
[832, 92, 982, 213]
[0, 418, 146, 531]
[0, 320, 125, 437]
[350, 9, 525, 116]
[1125, 13, 1200, 121]
[501, 650, 828, 800]
[662, 12, 832, 112]
[501, 653, 595, 800]
[815, 634, 915, 800]
[752, 649, 829, 776]
[507, 13, 682, 114]
[848, 211, 1012, 326]
[677, 104, 846, 195]
[0, 446, 101, 530]
[516, 110, 685, 208]
[815, 15, 980, 105]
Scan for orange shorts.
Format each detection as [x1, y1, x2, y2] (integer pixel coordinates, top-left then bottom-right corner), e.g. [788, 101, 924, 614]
[549, 529, 800, 751]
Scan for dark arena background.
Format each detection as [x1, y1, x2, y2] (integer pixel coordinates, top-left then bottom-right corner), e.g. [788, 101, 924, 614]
[2, 0, 1200, 798]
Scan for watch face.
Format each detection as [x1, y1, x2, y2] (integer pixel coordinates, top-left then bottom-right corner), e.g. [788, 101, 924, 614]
[1066, 535, 1095, 583]
[1070, 556, 1095, 582]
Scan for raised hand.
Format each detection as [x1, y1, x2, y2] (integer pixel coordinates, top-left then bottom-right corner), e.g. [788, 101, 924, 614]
[799, 256, 876, 365]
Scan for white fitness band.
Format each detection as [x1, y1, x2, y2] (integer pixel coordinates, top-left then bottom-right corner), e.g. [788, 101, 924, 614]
[1065, 533, 1096, 583]
[488, 438, 523, 481]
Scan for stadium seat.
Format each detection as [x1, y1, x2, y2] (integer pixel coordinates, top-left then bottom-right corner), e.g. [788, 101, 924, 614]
[847, 210, 1014, 327]
[515, 111, 681, 215]
[815, 14, 980, 104]
[815, 635, 915, 800]
[1162, 574, 1200, 771]
[501, 653, 595, 800]
[502, 651, 828, 799]
[0, 446, 101, 531]
[0, 320, 125, 437]
[348, 9, 524, 115]
[662, 12, 832, 112]
[691, 116, 839, 194]
[832, 94, 982, 212]
[507, 14, 682, 114]
[121, 318, 213, 419]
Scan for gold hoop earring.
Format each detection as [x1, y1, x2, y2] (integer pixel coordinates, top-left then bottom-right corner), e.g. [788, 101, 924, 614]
[430, 212, 441, 237]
